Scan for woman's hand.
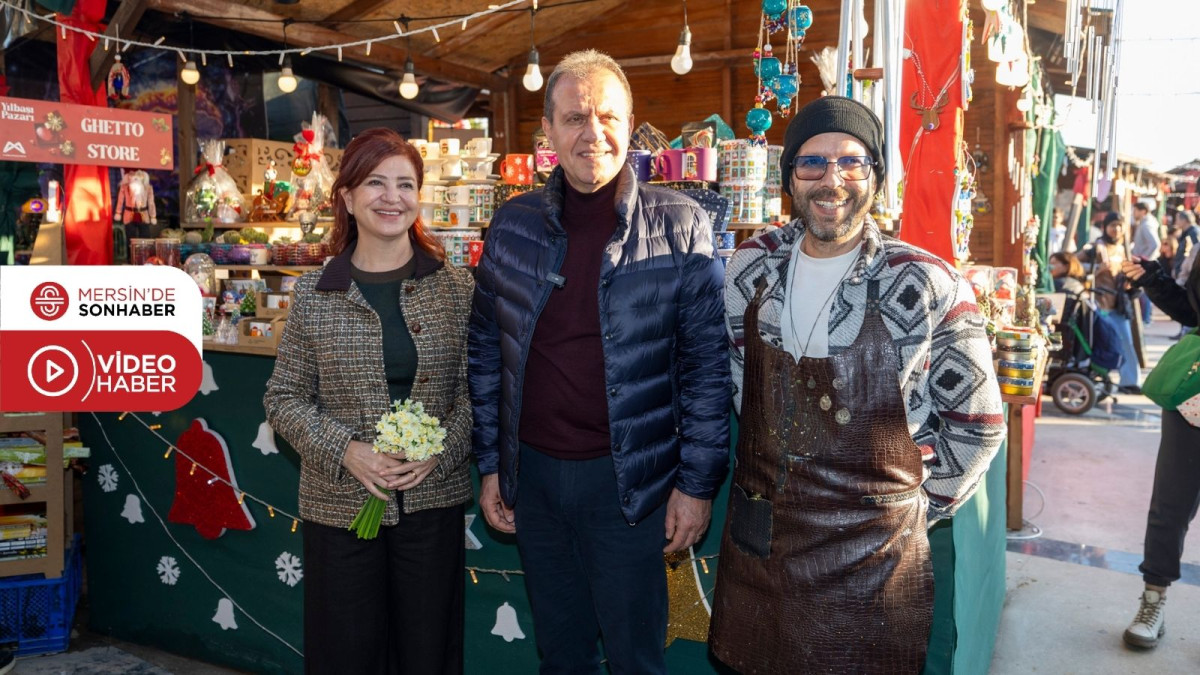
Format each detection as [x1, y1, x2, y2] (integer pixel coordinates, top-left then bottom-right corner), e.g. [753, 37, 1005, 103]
[342, 440, 405, 500]
[393, 456, 440, 491]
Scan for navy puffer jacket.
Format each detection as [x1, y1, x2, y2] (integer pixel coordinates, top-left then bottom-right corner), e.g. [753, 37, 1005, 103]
[469, 165, 731, 524]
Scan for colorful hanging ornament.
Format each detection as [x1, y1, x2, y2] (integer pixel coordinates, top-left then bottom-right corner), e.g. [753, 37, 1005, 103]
[107, 54, 131, 100]
[762, 0, 787, 21]
[746, 1, 811, 137]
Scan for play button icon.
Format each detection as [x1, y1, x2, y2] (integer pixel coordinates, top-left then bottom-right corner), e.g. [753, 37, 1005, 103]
[27, 345, 80, 397]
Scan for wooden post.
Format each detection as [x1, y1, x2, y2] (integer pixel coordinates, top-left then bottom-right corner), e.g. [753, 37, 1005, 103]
[177, 60, 197, 219]
[317, 83, 340, 144]
[721, 0, 733, 127]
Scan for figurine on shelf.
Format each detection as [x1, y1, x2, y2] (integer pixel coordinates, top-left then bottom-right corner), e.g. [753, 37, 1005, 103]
[115, 169, 157, 244]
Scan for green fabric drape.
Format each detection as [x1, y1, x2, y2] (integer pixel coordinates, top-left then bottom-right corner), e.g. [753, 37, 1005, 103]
[1033, 129, 1066, 293]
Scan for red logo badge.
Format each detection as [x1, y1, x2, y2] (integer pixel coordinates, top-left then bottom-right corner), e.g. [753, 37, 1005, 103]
[30, 282, 69, 320]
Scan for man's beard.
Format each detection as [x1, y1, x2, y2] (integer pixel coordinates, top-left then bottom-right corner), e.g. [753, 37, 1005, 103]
[794, 186, 873, 242]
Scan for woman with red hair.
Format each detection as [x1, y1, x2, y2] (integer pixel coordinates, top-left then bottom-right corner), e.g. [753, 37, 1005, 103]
[265, 128, 473, 674]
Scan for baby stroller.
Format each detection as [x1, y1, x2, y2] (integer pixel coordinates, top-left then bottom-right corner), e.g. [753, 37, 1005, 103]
[1044, 287, 1124, 415]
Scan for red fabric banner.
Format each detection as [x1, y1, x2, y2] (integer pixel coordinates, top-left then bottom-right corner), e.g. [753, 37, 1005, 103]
[55, 0, 112, 265]
[898, 0, 966, 264]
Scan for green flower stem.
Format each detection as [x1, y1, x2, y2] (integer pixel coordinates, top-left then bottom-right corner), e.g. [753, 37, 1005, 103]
[348, 493, 390, 539]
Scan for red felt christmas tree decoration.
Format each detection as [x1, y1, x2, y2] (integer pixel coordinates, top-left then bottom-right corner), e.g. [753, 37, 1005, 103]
[168, 419, 256, 539]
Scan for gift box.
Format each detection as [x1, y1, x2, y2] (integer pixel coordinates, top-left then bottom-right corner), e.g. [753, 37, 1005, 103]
[255, 277, 293, 319]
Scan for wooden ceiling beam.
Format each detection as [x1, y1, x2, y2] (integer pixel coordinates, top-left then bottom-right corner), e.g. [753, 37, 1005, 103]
[614, 48, 746, 70]
[423, 11, 522, 60]
[89, 0, 150, 90]
[322, 0, 391, 31]
[144, 0, 505, 90]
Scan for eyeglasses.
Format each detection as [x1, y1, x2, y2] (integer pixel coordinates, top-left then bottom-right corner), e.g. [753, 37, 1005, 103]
[792, 155, 875, 181]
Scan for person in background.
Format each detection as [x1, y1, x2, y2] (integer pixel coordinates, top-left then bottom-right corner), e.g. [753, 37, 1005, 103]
[469, 50, 730, 673]
[265, 128, 474, 674]
[1050, 251, 1086, 295]
[1089, 215, 1143, 393]
[1049, 207, 1068, 254]
[1119, 254, 1200, 651]
[1132, 201, 1162, 327]
[709, 96, 1003, 673]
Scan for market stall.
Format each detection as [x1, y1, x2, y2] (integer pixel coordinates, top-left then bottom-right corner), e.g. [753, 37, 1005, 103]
[0, 0, 1107, 671]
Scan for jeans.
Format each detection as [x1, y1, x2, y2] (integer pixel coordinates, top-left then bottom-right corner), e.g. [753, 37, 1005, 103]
[1139, 411, 1200, 587]
[514, 443, 668, 674]
[302, 504, 465, 675]
[1100, 310, 1141, 387]
[1138, 293, 1154, 326]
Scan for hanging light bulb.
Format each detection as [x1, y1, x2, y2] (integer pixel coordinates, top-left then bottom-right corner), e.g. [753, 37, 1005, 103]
[277, 58, 298, 93]
[671, 26, 693, 75]
[522, 49, 543, 91]
[399, 58, 419, 99]
[181, 60, 200, 85]
[982, 0, 1006, 10]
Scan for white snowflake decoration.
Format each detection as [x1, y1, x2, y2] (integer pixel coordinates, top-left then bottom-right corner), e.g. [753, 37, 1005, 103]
[275, 552, 303, 587]
[157, 556, 181, 585]
[97, 464, 119, 492]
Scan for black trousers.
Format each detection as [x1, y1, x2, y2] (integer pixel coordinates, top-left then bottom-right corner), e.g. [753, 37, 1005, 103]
[1139, 410, 1200, 587]
[303, 503, 465, 675]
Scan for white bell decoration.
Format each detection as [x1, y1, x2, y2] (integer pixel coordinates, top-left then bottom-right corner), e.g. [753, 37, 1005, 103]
[987, 20, 1025, 63]
[121, 494, 145, 524]
[491, 602, 526, 642]
[253, 421, 279, 456]
[199, 360, 219, 395]
[213, 598, 238, 630]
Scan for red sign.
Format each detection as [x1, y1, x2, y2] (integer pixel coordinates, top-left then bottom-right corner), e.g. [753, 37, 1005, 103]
[0, 96, 173, 170]
[0, 331, 201, 412]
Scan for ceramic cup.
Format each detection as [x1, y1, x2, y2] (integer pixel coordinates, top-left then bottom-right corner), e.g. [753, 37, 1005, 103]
[410, 139, 428, 156]
[465, 138, 493, 158]
[439, 138, 460, 157]
[626, 150, 652, 181]
[446, 185, 471, 205]
[688, 147, 718, 182]
[441, 159, 464, 180]
[468, 160, 495, 180]
[448, 204, 472, 227]
[420, 184, 438, 202]
[467, 240, 484, 266]
[500, 154, 534, 185]
[419, 142, 440, 161]
[419, 202, 436, 224]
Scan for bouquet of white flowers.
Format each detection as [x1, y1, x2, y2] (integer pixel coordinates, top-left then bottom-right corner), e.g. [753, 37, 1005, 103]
[348, 399, 447, 539]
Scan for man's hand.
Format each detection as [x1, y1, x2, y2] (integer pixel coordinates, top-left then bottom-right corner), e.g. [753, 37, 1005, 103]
[342, 440, 404, 501]
[663, 488, 712, 553]
[1121, 258, 1147, 282]
[480, 473, 516, 533]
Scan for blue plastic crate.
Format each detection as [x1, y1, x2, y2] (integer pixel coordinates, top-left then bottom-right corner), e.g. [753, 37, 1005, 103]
[0, 534, 82, 656]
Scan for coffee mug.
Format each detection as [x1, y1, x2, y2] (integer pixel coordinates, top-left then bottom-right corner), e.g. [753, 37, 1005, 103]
[420, 184, 437, 202]
[465, 138, 493, 158]
[410, 139, 428, 156]
[440, 138, 460, 157]
[419, 202, 436, 225]
[626, 150, 652, 181]
[441, 159, 464, 180]
[467, 240, 484, 267]
[448, 204, 472, 227]
[654, 149, 689, 181]
[468, 159, 495, 180]
[419, 142, 440, 161]
[688, 147, 718, 182]
[446, 185, 471, 205]
[500, 154, 534, 185]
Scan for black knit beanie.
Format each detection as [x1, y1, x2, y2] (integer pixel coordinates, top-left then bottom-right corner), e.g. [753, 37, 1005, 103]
[780, 96, 885, 195]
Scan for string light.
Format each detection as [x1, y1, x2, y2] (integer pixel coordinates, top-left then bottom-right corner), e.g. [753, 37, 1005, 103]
[163, 446, 173, 459]
[291, 519, 298, 533]
[152, 36, 166, 46]
[190, 462, 197, 476]
[700, 558, 709, 574]
[238, 491, 246, 505]
[268, 505, 275, 518]
[469, 569, 479, 584]
[207, 476, 220, 485]
[118, 412, 129, 421]
[149, 424, 162, 431]
[365, 42, 372, 56]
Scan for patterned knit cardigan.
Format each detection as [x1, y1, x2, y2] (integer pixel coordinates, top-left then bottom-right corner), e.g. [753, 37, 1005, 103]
[264, 245, 474, 527]
[725, 219, 1005, 520]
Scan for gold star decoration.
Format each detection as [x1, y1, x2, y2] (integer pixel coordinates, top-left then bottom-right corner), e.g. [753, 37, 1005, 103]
[45, 111, 65, 132]
[152, 117, 169, 132]
[664, 548, 714, 647]
[160, 148, 173, 166]
[59, 140, 75, 157]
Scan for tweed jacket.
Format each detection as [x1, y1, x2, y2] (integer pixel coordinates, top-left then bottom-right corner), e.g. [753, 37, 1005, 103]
[725, 218, 1005, 520]
[264, 242, 474, 527]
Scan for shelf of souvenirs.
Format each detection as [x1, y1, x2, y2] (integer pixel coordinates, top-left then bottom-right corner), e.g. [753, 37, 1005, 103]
[181, 221, 490, 230]
[203, 340, 278, 357]
[214, 265, 322, 273]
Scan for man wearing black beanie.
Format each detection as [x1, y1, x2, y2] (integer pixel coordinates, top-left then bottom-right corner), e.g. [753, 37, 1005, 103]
[709, 96, 1004, 673]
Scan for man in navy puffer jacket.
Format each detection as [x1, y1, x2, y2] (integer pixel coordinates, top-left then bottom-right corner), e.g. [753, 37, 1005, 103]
[469, 50, 731, 673]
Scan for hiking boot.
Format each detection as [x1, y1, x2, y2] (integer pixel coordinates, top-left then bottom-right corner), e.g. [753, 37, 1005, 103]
[1123, 589, 1166, 649]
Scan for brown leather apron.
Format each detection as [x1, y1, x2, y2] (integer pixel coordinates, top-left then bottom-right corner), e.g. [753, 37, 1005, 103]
[709, 280, 933, 674]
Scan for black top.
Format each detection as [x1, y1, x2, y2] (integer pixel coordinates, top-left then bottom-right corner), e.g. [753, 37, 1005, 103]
[352, 258, 418, 404]
[519, 178, 620, 459]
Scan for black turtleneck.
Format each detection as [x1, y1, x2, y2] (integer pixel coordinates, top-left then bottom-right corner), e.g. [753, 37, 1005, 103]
[519, 177, 621, 459]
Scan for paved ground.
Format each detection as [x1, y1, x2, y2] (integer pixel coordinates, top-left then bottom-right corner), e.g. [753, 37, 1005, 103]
[11, 314, 1196, 673]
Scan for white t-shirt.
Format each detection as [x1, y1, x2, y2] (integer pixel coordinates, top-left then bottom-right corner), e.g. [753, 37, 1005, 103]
[781, 239, 862, 360]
